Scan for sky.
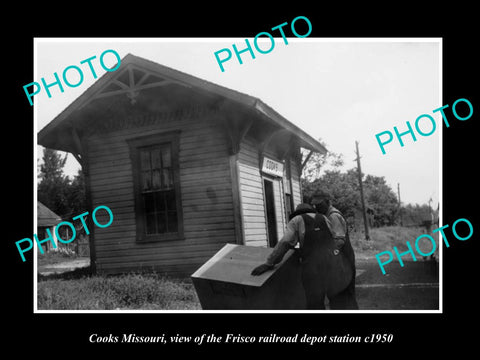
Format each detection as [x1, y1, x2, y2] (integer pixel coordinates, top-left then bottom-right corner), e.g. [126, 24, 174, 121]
[35, 38, 441, 207]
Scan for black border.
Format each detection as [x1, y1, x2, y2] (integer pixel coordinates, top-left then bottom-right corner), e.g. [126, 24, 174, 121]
[7, 6, 478, 354]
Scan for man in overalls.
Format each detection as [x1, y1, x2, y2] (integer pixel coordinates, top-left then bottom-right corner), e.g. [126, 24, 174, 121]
[251, 193, 358, 310]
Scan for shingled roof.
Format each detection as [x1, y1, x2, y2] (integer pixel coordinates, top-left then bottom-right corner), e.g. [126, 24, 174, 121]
[37, 201, 61, 227]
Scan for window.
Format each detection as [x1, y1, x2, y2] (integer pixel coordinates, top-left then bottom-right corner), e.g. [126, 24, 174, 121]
[284, 160, 294, 220]
[128, 131, 183, 242]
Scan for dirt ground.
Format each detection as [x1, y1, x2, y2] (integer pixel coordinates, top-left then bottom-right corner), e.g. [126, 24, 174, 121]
[354, 258, 439, 310]
[38, 257, 90, 277]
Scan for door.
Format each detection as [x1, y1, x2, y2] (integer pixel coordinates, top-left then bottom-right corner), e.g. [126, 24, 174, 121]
[263, 178, 278, 247]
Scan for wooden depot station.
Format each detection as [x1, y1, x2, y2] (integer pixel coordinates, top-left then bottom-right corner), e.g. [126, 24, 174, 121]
[38, 54, 326, 276]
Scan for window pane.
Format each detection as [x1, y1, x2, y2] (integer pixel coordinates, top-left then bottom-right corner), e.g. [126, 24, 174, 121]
[162, 145, 171, 167]
[141, 170, 151, 191]
[162, 169, 172, 189]
[155, 191, 166, 211]
[156, 212, 167, 233]
[133, 137, 180, 238]
[143, 192, 155, 214]
[285, 193, 292, 219]
[152, 169, 161, 189]
[140, 150, 150, 170]
[165, 189, 176, 211]
[145, 213, 156, 234]
[167, 211, 178, 232]
[151, 148, 162, 169]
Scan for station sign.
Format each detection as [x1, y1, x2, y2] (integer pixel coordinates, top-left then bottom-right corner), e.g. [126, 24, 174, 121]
[261, 156, 284, 177]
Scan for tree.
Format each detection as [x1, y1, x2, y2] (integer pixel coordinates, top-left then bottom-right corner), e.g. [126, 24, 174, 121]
[37, 148, 71, 217]
[65, 169, 87, 217]
[38, 148, 67, 180]
[363, 174, 399, 226]
[402, 203, 434, 226]
[301, 142, 429, 229]
[302, 169, 360, 218]
[38, 148, 88, 220]
[301, 139, 344, 182]
[302, 169, 399, 227]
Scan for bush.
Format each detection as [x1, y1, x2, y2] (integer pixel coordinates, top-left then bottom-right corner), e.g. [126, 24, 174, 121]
[37, 273, 200, 310]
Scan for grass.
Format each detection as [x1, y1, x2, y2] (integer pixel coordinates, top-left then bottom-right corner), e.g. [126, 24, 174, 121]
[37, 272, 201, 310]
[37, 248, 80, 266]
[350, 225, 440, 260]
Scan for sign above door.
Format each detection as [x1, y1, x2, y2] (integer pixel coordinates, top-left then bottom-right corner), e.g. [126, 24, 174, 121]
[261, 156, 284, 178]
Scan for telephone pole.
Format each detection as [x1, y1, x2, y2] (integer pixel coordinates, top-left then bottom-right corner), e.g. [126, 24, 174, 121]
[355, 141, 370, 241]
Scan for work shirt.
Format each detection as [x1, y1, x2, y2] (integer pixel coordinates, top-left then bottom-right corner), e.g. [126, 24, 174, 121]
[326, 206, 347, 245]
[266, 206, 347, 266]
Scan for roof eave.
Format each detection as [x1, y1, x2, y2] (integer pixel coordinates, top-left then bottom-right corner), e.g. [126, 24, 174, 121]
[38, 53, 328, 155]
[253, 100, 327, 155]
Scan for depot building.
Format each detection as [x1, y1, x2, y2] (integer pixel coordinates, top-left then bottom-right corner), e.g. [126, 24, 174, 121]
[38, 54, 326, 275]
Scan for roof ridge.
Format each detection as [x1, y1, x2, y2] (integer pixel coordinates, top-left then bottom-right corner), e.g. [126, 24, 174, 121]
[38, 53, 326, 154]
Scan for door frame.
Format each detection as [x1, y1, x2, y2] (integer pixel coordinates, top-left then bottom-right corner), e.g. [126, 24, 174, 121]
[262, 176, 278, 247]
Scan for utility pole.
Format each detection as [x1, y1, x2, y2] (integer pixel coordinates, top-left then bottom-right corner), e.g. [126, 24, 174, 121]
[397, 183, 403, 226]
[355, 141, 370, 241]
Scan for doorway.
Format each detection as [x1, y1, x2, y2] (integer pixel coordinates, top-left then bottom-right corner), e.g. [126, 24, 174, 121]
[263, 178, 278, 247]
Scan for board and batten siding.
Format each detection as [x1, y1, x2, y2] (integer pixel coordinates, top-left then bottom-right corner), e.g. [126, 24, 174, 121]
[86, 115, 235, 275]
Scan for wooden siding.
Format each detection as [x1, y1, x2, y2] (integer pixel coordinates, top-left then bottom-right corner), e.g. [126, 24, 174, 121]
[237, 137, 267, 247]
[87, 115, 235, 275]
[262, 149, 286, 241]
[273, 176, 286, 240]
[290, 158, 302, 207]
[237, 136, 303, 248]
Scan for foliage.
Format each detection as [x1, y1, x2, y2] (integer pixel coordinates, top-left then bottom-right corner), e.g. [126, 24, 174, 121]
[350, 224, 441, 287]
[66, 169, 86, 216]
[302, 169, 360, 218]
[302, 167, 399, 226]
[37, 148, 86, 218]
[37, 273, 200, 310]
[301, 139, 344, 182]
[300, 139, 439, 228]
[363, 174, 399, 226]
[350, 225, 437, 255]
[401, 203, 436, 226]
[37, 148, 70, 216]
[37, 248, 78, 266]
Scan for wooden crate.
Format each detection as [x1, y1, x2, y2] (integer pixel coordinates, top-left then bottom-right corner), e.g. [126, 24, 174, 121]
[191, 243, 306, 310]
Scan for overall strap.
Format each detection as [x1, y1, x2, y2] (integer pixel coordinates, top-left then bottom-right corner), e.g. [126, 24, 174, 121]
[300, 213, 333, 257]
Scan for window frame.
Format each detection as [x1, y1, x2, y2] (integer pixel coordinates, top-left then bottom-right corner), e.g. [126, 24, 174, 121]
[127, 130, 184, 243]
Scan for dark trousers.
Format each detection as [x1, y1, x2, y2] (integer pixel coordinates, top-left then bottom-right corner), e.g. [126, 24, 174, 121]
[328, 279, 358, 310]
[303, 277, 358, 310]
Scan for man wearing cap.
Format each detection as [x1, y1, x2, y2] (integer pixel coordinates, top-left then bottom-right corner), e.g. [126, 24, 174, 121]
[251, 194, 358, 310]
